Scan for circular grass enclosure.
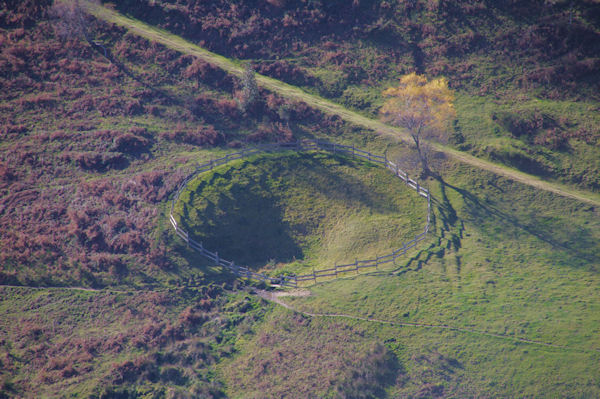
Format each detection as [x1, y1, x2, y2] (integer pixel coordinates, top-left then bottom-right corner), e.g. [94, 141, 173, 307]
[174, 151, 427, 275]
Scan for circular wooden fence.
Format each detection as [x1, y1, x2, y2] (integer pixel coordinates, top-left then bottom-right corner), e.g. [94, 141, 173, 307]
[169, 139, 431, 288]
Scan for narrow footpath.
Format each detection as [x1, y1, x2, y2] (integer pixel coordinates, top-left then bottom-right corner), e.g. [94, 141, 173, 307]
[255, 289, 600, 354]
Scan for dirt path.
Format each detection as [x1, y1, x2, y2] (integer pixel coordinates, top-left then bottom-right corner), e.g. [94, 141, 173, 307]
[0, 284, 137, 294]
[255, 289, 599, 354]
[83, 2, 600, 207]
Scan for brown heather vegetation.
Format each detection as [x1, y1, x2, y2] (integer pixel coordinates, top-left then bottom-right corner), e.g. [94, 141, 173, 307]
[0, 2, 350, 288]
[113, 0, 600, 100]
[0, 285, 260, 397]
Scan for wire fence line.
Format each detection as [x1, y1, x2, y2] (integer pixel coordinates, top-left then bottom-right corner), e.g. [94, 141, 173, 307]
[169, 139, 431, 288]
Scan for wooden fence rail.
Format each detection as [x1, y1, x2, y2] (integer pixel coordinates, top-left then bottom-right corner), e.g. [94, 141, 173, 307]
[169, 139, 431, 288]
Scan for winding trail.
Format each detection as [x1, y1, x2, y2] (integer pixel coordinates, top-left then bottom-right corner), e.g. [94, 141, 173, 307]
[83, 1, 600, 207]
[255, 290, 600, 354]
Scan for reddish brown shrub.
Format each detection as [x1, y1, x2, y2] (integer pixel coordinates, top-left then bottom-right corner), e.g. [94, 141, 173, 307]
[533, 128, 567, 150]
[160, 125, 224, 146]
[1, 123, 28, 137]
[147, 245, 170, 270]
[62, 151, 127, 171]
[83, 224, 106, 252]
[67, 208, 91, 241]
[257, 60, 310, 85]
[88, 253, 125, 273]
[17, 93, 57, 110]
[129, 126, 147, 136]
[177, 306, 207, 328]
[124, 99, 143, 115]
[0, 162, 14, 188]
[111, 230, 147, 254]
[110, 358, 148, 384]
[214, 98, 240, 118]
[71, 94, 95, 113]
[102, 191, 130, 210]
[247, 122, 293, 143]
[122, 171, 166, 203]
[112, 132, 150, 153]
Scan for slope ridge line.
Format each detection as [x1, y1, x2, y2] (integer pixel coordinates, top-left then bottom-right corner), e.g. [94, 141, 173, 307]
[84, 2, 600, 207]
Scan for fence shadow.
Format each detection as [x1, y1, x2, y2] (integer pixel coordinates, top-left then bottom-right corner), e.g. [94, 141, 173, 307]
[438, 177, 599, 269]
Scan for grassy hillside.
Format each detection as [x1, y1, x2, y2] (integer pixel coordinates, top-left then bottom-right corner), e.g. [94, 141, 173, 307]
[228, 156, 600, 398]
[1, 1, 599, 398]
[111, 0, 600, 192]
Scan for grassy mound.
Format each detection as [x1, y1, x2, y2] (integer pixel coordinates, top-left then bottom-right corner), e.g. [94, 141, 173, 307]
[174, 151, 427, 275]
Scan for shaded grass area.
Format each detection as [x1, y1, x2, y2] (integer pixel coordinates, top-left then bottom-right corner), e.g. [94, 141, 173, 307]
[174, 151, 427, 275]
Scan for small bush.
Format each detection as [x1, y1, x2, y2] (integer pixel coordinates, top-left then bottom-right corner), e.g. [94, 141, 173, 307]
[62, 151, 127, 172]
[111, 133, 150, 154]
[160, 125, 224, 146]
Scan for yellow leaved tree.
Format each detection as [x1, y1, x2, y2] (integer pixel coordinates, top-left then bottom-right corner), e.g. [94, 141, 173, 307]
[380, 73, 455, 176]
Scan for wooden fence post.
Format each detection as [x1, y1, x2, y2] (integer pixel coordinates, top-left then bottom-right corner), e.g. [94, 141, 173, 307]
[215, 251, 219, 266]
[334, 262, 338, 277]
[313, 268, 316, 282]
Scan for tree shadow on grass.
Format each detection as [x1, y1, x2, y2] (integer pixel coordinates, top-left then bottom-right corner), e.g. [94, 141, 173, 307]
[437, 176, 599, 270]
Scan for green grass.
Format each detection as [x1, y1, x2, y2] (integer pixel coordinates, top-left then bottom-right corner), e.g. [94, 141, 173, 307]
[173, 151, 427, 277]
[455, 93, 600, 191]
[220, 307, 399, 399]
[4, 3, 600, 397]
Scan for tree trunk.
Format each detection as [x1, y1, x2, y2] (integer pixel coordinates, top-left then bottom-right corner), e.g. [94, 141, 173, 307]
[412, 130, 430, 178]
